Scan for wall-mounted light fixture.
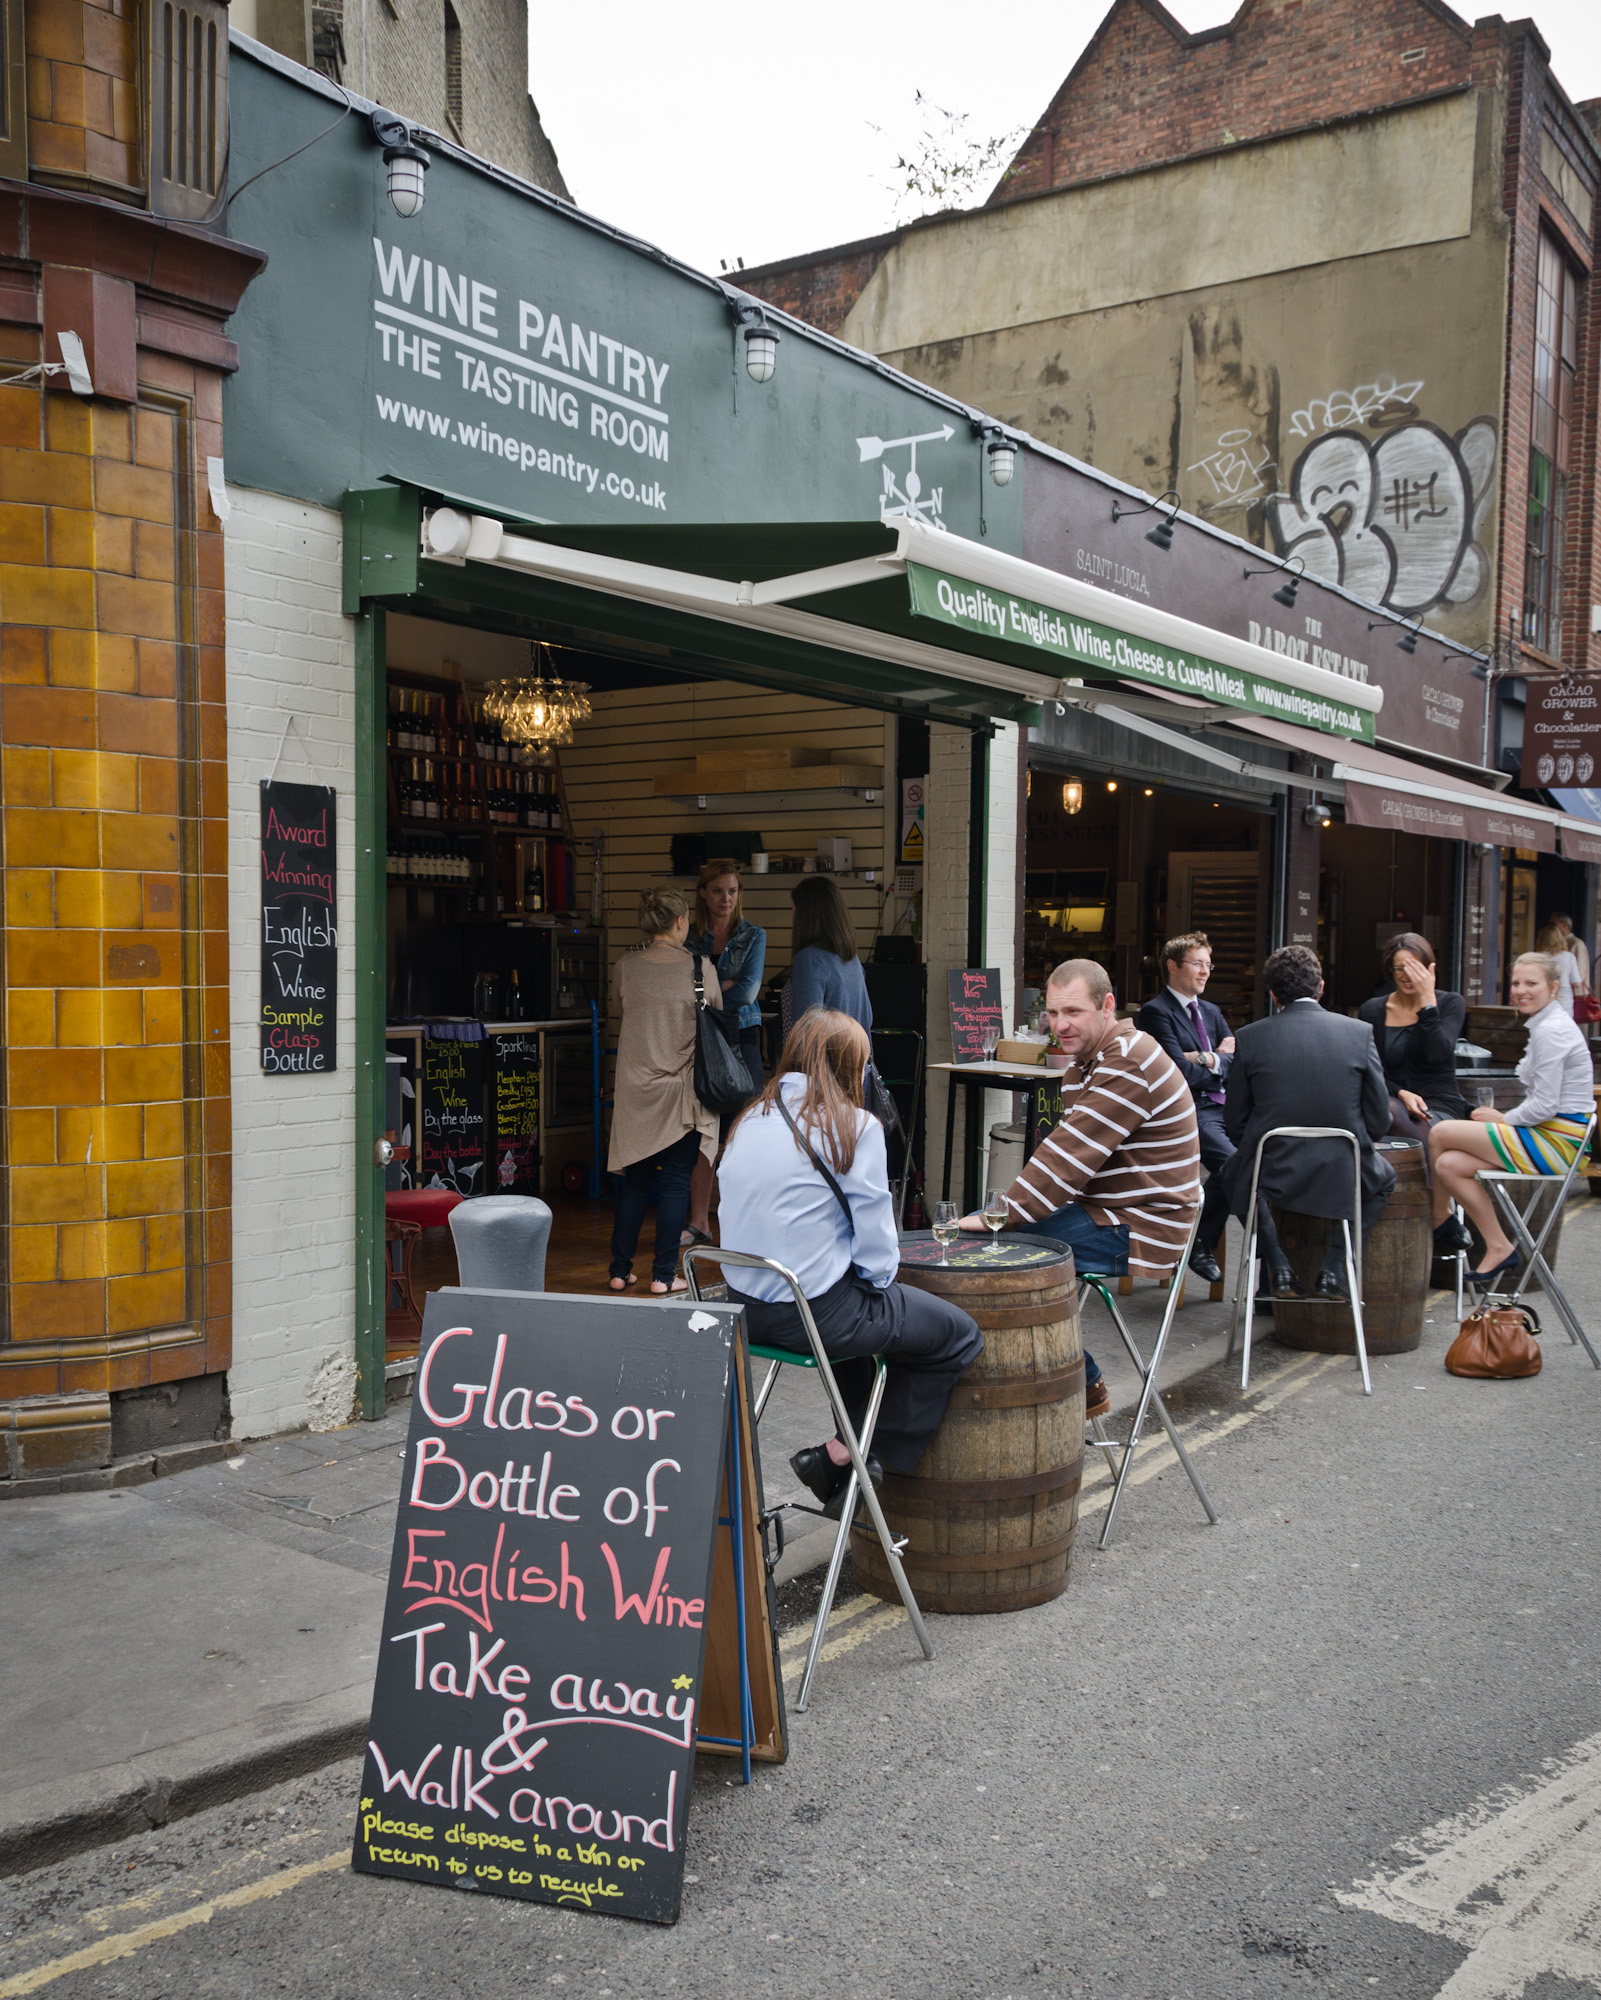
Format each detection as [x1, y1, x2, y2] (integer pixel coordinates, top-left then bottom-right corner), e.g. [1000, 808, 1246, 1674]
[1112, 490, 1180, 552]
[1244, 554, 1305, 609]
[1061, 779, 1083, 815]
[1369, 613, 1423, 656]
[726, 293, 781, 383]
[1106, 779, 1118, 792]
[371, 109, 430, 217]
[971, 418, 1016, 487]
[1302, 799, 1332, 829]
[1, 330, 92, 396]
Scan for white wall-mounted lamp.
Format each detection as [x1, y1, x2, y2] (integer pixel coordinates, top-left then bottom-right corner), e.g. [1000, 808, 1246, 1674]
[371, 109, 430, 218]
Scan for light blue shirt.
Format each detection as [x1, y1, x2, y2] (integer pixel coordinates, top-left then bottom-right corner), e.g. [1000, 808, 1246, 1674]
[788, 947, 872, 1032]
[716, 1073, 899, 1302]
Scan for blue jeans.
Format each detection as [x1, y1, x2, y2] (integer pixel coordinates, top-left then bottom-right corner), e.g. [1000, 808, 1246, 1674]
[610, 1129, 701, 1284]
[1021, 1203, 1130, 1388]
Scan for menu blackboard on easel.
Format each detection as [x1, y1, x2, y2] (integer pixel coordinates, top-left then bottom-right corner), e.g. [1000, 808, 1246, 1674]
[419, 1036, 486, 1195]
[492, 1033, 541, 1193]
[355, 1289, 742, 1924]
[947, 967, 1004, 1062]
[259, 780, 337, 1072]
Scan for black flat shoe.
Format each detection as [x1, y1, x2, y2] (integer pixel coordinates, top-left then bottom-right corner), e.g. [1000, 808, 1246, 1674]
[1270, 1264, 1307, 1300]
[789, 1444, 884, 1516]
[1187, 1247, 1223, 1284]
[1314, 1268, 1348, 1300]
[1433, 1216, 1473, 1254]
[1468, 1251, 1521, 1292]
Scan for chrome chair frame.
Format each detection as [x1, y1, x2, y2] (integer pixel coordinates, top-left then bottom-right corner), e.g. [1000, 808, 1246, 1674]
[682, 1246, 934, 1711]
[1076, 1205, 1219, 1548]
[1472, 1111, 1599, 1368]
[1226, 1126, 1372, 1395]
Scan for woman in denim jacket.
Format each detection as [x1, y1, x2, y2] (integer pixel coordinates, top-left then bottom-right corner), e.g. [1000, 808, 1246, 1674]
[684, 857, 767, 1242]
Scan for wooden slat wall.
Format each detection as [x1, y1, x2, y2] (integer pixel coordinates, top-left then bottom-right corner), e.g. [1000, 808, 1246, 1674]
[561, 681, 889, 1001]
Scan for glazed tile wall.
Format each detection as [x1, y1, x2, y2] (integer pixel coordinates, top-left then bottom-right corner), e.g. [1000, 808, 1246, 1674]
[222, 486, 357, 1438]
[25, 0, 143, 196]
[0, 341, 230, 1400]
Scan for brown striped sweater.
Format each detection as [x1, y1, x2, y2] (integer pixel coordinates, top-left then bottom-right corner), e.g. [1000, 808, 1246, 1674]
[1003, 1025, 1200, 1276]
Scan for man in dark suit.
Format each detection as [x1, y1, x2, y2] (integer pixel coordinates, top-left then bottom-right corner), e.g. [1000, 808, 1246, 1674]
[1138, 932, 1235, 1285]
[1223, 944, 1394, 1299]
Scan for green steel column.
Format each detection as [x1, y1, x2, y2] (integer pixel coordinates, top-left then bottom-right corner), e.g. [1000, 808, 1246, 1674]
[354, 608, 388, 1418]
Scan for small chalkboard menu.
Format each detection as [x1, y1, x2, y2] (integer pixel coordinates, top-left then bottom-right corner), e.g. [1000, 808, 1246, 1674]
[419, 1037, 487, 1195]
[259, 780, 336, 1072]
[947, 967, 1004, 1062]
[492, 1034, 541, 1193]
[355, 1290, 740, 1925]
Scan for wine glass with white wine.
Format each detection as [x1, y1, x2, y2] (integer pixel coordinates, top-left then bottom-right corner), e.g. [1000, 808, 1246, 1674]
[982, 1189, 1008, 1255]
[932, 1201, 959, 1264]
[981, 1024, 1000, 1062]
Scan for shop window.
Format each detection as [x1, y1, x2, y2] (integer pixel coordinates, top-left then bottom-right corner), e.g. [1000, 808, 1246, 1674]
[150, 0, 229, 223]
[1523, 230, 1579, 656]
[444, 2, 464, 137]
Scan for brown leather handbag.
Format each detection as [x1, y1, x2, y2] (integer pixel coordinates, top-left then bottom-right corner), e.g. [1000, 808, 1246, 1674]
[1445, 1301, 1542, 1379]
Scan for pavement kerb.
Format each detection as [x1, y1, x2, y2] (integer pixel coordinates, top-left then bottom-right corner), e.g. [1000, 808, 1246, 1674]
[0, 1291, 1294, 1876]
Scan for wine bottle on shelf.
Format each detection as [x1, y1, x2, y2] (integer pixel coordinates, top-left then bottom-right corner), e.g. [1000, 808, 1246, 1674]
[508, 968, 524, 1021]
[524, 857, 544, 914]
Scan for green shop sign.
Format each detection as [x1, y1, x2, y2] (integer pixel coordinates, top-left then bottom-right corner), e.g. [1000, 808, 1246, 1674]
[907, 563, 1375, 744]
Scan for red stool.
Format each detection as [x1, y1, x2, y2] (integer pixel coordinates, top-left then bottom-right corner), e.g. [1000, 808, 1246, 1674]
[385, 1189, 465, 1228]
[385, 1217, 424, 1356]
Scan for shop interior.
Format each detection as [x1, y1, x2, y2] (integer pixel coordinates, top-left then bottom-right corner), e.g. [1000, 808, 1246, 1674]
[380, 608, 925, 1340]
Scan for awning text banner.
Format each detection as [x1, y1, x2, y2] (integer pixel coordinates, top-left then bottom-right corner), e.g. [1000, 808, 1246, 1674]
[1343, 779, 1557, 853]
[906, 562, 1375, 744]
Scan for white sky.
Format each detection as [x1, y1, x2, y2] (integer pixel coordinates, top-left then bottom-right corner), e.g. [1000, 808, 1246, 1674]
[531, 0, 1601, 276]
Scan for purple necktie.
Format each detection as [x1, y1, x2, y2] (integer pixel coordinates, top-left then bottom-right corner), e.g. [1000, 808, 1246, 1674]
[1190, 1000, 1225, 1105]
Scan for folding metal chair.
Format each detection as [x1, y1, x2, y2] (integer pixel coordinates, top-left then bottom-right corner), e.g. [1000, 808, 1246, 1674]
[1227, 1126, 1372, 1395]
[682, 1246, 935, 1711]
[1473, 1111, 1600, 1368]
[1076, 1207, 1220, 1549]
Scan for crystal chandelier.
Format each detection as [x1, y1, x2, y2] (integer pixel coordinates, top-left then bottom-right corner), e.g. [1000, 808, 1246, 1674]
[481, 646, 592, 755]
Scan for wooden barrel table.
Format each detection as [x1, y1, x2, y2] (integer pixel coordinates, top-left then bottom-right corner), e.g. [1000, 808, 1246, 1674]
[851, 1233, 1084, 1615]
[1271, 1139, 1429, 1355]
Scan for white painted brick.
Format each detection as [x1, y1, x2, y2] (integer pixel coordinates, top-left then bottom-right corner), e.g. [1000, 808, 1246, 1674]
[224, 487, 359, 1440]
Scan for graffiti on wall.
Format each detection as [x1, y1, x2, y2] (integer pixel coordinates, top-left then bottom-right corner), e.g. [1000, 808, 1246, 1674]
[1267, 413, 1498, 618]
[1286, 376, 1425, 439]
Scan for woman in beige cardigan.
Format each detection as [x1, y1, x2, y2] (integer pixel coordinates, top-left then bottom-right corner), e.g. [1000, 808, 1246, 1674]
[607, 886, 721, 1294]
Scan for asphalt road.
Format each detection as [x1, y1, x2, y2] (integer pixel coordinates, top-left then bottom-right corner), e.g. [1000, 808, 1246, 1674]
[7, 1213, 1601, 2000]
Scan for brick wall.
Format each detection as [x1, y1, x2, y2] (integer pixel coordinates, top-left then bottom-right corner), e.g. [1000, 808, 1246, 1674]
[742, 235, 896, 339]
[997, 0, 1473, 204]
[310, 0, 567, 198]
[222, 487, 358, 1438]
[25, 0, 142, 199]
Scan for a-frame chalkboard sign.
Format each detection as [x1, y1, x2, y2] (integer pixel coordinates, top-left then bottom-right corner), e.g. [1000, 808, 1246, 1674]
[354, 1289, 782, 1925]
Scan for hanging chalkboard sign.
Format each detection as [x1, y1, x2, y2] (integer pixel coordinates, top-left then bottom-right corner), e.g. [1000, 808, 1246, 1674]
[419, 1036, 487, 1195]
[492, 1033, 542, 1193]
[354, 1289, 740, 1925]
[259, 780, 337, 1072]
[947, 967, 1004, 1063]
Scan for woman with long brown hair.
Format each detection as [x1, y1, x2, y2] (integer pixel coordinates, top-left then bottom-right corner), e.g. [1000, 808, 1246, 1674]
[783, 873, 872, 1037]
[717, 1010, 981, 1516]
[683, 856, 767, 1244]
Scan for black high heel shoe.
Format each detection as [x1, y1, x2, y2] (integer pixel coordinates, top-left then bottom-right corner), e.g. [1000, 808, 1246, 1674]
[1468, 1250, 1522, 1292]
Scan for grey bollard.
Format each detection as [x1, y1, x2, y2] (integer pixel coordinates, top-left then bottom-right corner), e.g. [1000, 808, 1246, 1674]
[448, 1196, 553, 1293]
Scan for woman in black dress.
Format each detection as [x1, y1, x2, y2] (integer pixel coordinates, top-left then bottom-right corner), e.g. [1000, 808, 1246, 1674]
[1358, 932, 1467, 1147]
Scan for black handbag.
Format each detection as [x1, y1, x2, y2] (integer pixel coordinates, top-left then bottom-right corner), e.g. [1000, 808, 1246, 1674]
[691, 954, 754, 1114]
[863, 1060, 901, 1138]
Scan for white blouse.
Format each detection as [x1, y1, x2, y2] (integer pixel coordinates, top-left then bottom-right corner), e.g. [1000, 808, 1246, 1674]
[1507, 1000, 1594, 1126]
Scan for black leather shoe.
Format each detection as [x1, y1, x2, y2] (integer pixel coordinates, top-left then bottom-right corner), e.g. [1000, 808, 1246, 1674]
[1433, 1216, 1473, 1255]
[1314, 1268, 1348, 1300]
[1187, 1247, 1223, 1284]
[1468, 1251, 1522, 1293]
[1270, 1264, 1307, 1299]
[789, 1444, 884, 1516]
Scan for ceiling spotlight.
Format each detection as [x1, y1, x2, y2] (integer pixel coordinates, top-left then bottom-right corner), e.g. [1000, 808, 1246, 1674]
[1107, 779, 1118, 792]
[727, 293, 781, 383]
[1062, 779, 1083, 815]
[371, 109, 430, 218]
[1113, 491, 1180, 553]
[1303, 800, 1331, 829]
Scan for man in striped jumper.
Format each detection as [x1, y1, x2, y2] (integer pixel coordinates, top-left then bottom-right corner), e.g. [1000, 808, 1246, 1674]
[963, 958, 1199, 1415]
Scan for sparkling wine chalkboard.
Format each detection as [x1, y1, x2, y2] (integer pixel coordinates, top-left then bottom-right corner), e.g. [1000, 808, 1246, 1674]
[260, 780, 337, 1072]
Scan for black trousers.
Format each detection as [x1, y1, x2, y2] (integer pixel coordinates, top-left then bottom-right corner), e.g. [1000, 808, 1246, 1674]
[730, 1270, 984, 1474]
[1195, 1100, 1234, 1253]
[1254, 1188, 1388, 1276]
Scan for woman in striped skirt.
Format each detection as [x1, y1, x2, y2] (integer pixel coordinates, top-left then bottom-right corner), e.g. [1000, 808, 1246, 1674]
[1429, 952, 1596, 1290]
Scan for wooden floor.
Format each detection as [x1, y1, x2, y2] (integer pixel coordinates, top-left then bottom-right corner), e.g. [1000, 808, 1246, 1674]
[388, 1194, 694, 1360]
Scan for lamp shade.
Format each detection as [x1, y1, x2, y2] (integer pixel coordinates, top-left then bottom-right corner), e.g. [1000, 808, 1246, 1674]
[385, 142, 429, 218]
[482, 669, 592, 753]
[1061, 780, 1083, 815]
[987, 438, 1016, 487]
